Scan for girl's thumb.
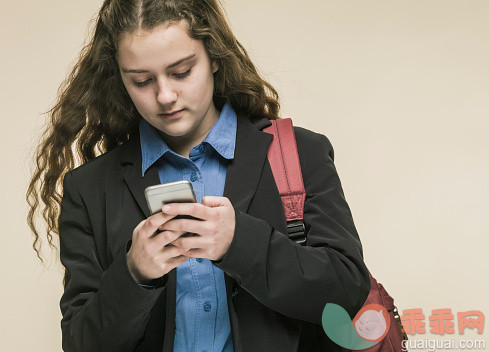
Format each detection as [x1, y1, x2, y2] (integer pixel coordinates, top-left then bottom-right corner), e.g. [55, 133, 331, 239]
[202, 196, 227, 207]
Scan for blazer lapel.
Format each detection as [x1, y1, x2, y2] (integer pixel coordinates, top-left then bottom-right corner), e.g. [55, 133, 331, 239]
[121, 136, 160, 218]
[223, 111, 273, 213]
[215, 112, 273, 320]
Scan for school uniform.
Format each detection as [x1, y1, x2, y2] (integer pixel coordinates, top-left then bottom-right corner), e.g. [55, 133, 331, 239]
[59, 102, 370, 352]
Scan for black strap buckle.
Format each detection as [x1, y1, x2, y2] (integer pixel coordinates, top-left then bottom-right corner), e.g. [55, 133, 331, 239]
[286, 220, 306, 245]
[393, 306, 409, 341]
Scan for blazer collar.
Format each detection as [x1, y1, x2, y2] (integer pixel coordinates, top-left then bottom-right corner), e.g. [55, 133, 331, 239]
[121, 111, 273, 219]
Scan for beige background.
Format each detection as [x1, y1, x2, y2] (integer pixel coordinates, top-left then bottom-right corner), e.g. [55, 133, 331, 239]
[1, 0, 488, 351]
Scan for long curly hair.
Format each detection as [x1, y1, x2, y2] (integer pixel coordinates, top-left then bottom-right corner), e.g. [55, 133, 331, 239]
[27, 0, 281, 263]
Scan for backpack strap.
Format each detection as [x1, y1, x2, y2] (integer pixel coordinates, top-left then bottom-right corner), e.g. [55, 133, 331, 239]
[262, 118, 307, 245]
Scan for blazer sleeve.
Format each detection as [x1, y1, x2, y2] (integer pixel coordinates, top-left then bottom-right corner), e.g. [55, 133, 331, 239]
[58, 171, 166, 352]
[213, 131, 370, 324]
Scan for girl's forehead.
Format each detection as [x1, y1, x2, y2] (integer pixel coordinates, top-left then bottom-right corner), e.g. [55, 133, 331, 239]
[118, 20, 189, 50]
[117, 21, 202, 67]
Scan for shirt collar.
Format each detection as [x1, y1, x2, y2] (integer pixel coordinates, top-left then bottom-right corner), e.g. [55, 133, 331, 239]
[139, 100, 237, 176]
[201, 100, 237, 160]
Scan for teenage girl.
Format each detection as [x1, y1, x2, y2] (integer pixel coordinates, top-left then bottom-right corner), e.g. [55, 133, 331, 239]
[27, 1, 370, 351]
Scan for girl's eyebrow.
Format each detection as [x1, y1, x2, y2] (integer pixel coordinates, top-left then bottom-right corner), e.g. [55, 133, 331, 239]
[121, 53, 196, 73]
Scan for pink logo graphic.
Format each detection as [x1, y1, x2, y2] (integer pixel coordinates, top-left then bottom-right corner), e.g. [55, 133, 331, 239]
[400, 308, 485, 336]
[353, 304, 391, 342]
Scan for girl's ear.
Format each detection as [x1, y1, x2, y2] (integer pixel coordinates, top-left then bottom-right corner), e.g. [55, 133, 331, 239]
[211, 60, 219, 74]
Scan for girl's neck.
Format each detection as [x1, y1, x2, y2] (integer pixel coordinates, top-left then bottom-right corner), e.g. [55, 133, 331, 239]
[159, 105, 221, 159]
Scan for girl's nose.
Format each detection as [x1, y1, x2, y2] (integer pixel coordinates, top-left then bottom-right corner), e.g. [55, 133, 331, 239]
[156, 78, 177, 106]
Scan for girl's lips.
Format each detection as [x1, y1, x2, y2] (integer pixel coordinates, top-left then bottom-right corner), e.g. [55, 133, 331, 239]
[158, 109, 183, 119]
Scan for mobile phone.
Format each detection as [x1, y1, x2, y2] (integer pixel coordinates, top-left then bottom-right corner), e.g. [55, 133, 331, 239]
[144, 181, 199, 241]
[144, 180, 198, 216]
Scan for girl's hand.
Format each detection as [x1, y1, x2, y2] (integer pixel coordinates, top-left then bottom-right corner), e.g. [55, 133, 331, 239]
[159, 196, 236, 261]
[126, 209, 189, 284]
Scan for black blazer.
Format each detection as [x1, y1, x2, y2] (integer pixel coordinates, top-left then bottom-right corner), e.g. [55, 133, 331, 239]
[59, 111, 370, 352]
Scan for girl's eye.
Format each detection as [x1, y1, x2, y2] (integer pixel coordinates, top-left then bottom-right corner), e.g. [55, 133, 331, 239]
[173, 68, 192, 80]
[133, 68, 191, 88]
[134, 80, 151, 88]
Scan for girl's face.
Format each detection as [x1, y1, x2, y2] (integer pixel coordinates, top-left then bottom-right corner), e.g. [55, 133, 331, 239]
[117, 20, 219, 147]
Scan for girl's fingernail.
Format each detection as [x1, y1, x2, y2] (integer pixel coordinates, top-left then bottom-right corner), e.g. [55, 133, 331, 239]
[163, 205, 170, 212]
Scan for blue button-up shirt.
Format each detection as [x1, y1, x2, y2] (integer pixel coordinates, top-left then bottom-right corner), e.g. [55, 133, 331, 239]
[139, 101, 237, 352]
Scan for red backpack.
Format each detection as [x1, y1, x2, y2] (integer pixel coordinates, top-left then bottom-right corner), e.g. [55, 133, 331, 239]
[263, 118, 408, 351]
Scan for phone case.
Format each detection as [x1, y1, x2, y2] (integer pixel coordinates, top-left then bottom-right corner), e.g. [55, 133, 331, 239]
[144, 180, 197, 215]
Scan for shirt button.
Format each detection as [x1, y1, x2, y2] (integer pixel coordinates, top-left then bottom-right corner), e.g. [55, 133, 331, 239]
[190, 172, 198, 182]
[203, 301, 211, 312]
[196, 258, 203, 263]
